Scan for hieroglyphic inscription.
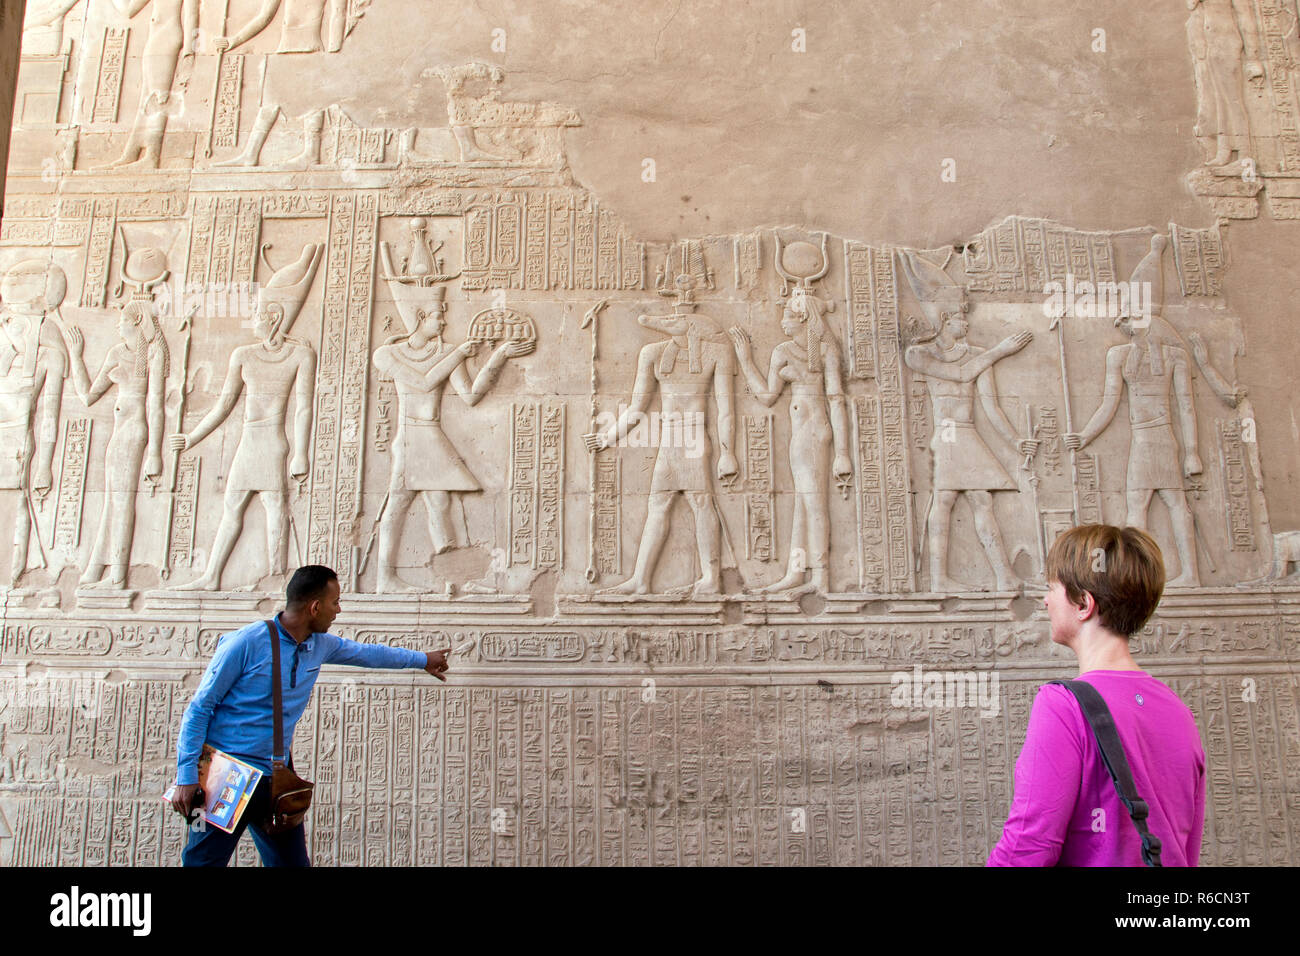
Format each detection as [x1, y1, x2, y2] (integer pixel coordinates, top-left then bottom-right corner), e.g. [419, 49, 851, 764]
[734, 232, 761, 291]
[509, 401, 538, 567]
[548, 194, 572, 290]
[308, 195, 356, 565]
[336, 193, 379, 585]
[1076, 451, 1102, 525]
[233, 197, 262, 284]
[536, 401, 565, 570]
[166, 458, 200, 573]
[963, 217, 1116, 294]
[262, 193, 331, 219]
[1219, 419, 1255, 551]
[853, 394, 886, 591]
[844, 244, 876, 379]
[443, 689, 468, 865]
[1259, 1, 1300, 175]
[479, 632, 584, 662]
[90, 28, 128, 125]
[524, 191, 548, 290]
[185, 196, 215, 286]
[594, 451, 620, 576]
[51, 417, 90, 553]
[1170, 222, 1225, 297]
[572, 196, 596, 289]
[212, 54, 245, 149]
[307, 193, 377, 586]
[1037, 405, 1061, 477]
[871, 247, 914, 592]
[117, 194, 189, 220]
[907, 377, 928, 455]
[3, 670, 1299, 865]
[79, 199, 116, 309]
[492, 197, 522, 287]
[596, 206, 619, 290]
[743, 413, 774, 562]
[373, 379, 394, 453]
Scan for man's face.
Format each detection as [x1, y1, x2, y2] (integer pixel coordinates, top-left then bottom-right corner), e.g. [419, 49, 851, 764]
[941, 310, 968, 340]
[308, 579, 342, 633]
[421, 305, 446, 338]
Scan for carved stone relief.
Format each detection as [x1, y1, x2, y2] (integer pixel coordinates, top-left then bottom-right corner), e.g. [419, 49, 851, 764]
[0, 5, 1297, 867]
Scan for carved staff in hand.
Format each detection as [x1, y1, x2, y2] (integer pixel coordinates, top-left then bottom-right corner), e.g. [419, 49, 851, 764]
[581, 298, 607, 583]
[159, 299, 199, 579]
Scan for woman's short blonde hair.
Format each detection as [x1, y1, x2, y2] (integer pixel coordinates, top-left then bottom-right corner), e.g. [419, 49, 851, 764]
[1045, 525, 1165, 637]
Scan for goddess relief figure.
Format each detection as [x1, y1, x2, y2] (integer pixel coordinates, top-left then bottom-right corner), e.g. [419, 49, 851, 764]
[64, 249, 171, 589]
[727, 237, 852, 596]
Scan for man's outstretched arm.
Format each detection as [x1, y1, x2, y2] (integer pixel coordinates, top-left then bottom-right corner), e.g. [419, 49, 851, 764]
[323, 635, 452, 681]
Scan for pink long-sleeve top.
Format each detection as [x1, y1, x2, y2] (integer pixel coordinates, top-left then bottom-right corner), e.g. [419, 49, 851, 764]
[987, 670, 1206, 867]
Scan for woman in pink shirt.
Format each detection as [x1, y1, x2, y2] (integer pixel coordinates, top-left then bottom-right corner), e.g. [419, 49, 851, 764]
[988, 525, 1206, 866]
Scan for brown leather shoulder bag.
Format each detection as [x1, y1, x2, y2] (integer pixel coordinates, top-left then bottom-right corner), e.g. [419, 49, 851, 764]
[265, 620, 315, 835]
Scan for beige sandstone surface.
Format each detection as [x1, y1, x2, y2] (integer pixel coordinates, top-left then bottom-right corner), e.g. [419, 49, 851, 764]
[0, 1, 1295, 865]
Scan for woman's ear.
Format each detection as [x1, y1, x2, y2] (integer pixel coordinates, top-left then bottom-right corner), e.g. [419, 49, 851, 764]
[1077, 590, 1099, 622]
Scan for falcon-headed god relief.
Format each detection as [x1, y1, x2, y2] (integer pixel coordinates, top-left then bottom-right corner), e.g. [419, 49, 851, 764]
[1065, 236, 1204, 588]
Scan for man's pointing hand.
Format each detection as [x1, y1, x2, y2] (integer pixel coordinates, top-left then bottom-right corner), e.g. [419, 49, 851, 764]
[424, 648, 452, 681]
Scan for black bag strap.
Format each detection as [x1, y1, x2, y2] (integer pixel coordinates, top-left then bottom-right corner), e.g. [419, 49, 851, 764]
[1048, 679, 1162, 866]
[267, 620, 286, 767]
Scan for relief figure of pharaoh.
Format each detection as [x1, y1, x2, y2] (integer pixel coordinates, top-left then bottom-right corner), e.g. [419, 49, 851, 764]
[370, 283, 532, 593]
[899, 251, 1036, 593]
[64, 250, 171, 589]
[728, 240, 851, 596]
[168, 244, 322, 590]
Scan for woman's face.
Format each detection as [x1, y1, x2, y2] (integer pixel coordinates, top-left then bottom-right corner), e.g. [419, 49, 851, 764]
[1044, 579, 1081, 646]
[117, 309, 137, 344]
[781, 307, 802, 339]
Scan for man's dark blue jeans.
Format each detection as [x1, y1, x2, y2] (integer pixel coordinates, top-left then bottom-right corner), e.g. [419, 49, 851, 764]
[181, 775, 310, 867]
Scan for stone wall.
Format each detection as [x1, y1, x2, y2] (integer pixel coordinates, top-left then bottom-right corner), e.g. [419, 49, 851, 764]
[0, 0, 26, 219]
[0, 2, 1297, 865]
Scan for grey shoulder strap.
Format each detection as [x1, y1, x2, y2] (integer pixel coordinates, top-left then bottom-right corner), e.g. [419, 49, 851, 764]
[1048, 679, 1163, 867]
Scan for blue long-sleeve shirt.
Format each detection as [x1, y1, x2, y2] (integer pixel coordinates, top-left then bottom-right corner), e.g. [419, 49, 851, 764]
[176, 615, 426, 785]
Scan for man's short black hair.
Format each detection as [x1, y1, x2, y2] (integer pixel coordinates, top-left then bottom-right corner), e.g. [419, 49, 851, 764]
[286, 565, 338, 606]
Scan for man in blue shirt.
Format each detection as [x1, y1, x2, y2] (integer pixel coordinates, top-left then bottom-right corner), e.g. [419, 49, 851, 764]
[169, 564, 450, 866]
